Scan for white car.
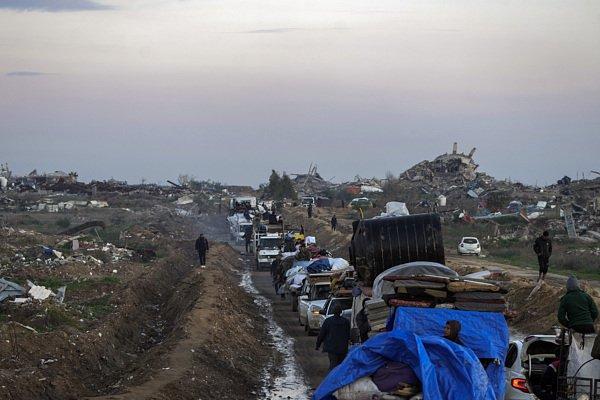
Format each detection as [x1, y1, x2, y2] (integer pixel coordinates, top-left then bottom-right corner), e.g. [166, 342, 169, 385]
[504, 335, 558, 400]
[317, 296, 354, 328]
[298, 282, 330, 331]
[458, 237, 481, 255]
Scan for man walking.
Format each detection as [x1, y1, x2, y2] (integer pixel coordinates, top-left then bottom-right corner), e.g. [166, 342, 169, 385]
[244, 230, 252, 254]
[558, 276, 598, 334]
[330, 214, 338, 231]
[316, 304, 351, 371]
[533, 231, 552, 281]
[195, 233, 209, 267]
[307, 204, 313, 218]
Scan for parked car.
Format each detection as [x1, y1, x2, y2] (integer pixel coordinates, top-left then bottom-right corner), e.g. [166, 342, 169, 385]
[458, 237, 481, 255]
[349, 197, 373, 210]
[317, 296, 354, 328]
[504, 334, 558, 400]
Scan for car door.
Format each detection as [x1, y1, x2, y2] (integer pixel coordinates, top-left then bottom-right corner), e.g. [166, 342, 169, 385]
[298, 283, 310, 325]
[504, 342, 534, 400]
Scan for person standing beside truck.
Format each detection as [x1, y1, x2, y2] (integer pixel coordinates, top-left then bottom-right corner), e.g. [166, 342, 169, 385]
[244, 231, 252, 254]
[194, 233, 209, 267]
[316, 304, 351, 371]
[355, 298, 371, 343]
[533, 231, 552, 282]
[558, 276, 598, 334]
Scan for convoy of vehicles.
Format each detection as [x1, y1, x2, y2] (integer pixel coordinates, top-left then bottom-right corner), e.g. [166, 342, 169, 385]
[227, 201, 599, 400]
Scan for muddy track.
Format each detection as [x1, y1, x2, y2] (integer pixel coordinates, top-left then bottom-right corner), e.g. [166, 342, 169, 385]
[89, 243, 272, 400]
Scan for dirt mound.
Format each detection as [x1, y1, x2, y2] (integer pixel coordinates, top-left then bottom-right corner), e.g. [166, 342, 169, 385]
[0, 240, 271, 400]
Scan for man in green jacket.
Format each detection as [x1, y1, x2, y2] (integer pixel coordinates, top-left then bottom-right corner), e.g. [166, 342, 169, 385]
[557, 276, 598, 334]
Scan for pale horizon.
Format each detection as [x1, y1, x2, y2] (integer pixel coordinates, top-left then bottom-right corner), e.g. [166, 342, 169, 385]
[2, 0, 599, 187]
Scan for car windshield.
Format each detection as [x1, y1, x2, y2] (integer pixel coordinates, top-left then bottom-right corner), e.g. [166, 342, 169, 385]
[463, 238, 478, 244]
[259, 238, 280, 249]
[328, 298, 353, 314]
[313, 285, 330, 300]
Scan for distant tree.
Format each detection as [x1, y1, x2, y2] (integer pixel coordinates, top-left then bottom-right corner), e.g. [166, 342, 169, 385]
[264, 170, 297, 200]
[280, 173, 297, 200]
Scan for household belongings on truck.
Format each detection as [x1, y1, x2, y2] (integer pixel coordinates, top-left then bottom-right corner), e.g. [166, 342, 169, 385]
[352, 262, 508, 340]
[557, 330, 600, 399]
[314, 308, 509, 400]
[373, 262, 508, 312]
[285, 257, 352, 293]
[350, 214, 445, 286]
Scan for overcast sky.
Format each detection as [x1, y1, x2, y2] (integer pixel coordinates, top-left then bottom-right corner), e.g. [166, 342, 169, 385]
[1, 0, 599, 187]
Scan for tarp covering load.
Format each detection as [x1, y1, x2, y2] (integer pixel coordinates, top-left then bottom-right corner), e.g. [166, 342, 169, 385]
[350, 214, 445, 286]
[306, 258, 351, 274]
[372, 261, 458, 299]
[314, 308, 508, 400]
[392, 308, 508, 399]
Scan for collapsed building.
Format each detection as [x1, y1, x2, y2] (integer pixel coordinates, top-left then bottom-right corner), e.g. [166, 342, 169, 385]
[403, 142, 479, 184]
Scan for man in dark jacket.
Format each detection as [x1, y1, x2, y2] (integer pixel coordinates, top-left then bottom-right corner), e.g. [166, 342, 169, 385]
[330, 214, 338, 231]
[558, 276, 598, 334]
[355, 298, 371, 343]
[316, 304, 351, 371]
[195, 234, 209, 267]
[307, 204, 313, 218]
[534, 231, 552, 281]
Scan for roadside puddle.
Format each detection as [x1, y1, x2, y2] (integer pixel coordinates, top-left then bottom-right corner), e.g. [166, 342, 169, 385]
[239, 264, 310, 399]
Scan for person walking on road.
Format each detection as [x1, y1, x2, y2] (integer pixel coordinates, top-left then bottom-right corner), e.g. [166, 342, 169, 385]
[558, 276, 598, 334]
[330, 214, 337, 231]
[195, 233, 209, 267]
[244, 230, 252, 254]
[316, 304, 351, 371]
[307, 204, 313, 218]
[534, 231, 553, 282]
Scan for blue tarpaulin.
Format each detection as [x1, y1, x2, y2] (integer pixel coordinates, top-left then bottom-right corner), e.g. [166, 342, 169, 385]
[306, 258, 333, 273]
[313, 308, 508, 400]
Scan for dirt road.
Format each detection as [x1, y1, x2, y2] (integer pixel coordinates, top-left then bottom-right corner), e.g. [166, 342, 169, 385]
[251, 270, 330, 393]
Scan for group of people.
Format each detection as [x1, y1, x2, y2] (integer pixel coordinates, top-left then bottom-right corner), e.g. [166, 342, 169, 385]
[533, 231, 598, 335]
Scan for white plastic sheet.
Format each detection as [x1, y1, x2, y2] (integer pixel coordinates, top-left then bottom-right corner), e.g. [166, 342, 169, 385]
[567, 333, 600, 391]
[333, 377, 382, 400]
[376, 202, 410, 218]
[330, 258, 350, 270]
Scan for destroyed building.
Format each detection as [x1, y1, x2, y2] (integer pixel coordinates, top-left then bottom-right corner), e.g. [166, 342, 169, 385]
[403, 142, 479, 184]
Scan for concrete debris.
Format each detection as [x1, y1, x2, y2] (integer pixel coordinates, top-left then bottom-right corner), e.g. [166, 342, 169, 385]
[175, 195, 194, 205]
[27, 280, 54, 300]
[0, 278, 26, 302]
